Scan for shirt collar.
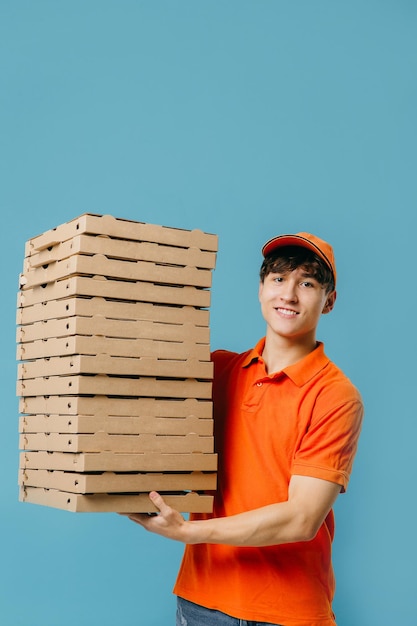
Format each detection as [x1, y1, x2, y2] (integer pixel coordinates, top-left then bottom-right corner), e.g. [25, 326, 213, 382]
[242, 337, 330, 387]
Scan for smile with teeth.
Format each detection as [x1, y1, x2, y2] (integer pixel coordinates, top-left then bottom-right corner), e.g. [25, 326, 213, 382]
[276, 307, 298, 317]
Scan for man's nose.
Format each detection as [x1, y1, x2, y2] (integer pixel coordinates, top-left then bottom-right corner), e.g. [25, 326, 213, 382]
[280, 281, 298, 301]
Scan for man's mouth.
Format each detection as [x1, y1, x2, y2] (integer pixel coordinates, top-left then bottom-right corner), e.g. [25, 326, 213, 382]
[276, 307, 298, 317]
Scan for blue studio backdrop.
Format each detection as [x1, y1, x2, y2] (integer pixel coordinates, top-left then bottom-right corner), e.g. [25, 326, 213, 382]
[1, 2, 416, 625]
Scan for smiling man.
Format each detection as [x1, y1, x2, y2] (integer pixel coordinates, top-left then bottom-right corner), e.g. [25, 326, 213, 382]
[125, 232, 364, 626]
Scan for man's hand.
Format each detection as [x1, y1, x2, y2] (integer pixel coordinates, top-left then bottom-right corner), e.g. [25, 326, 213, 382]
[121, 491, 192, 543]
[121, 476, 342, 547]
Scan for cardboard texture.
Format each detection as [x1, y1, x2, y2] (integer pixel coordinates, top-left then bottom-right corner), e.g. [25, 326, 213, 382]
[17, 375, 213, 398]
[20, 253, 213, 290]
[25, 233, 216, 270]
[19, 469, 217, 494]
[17, 315, 210, 343]
[17, 213, 218, 513]
[20, 486, 214, 513]
[20, 450, 218, 472]
[25, 213, 217, 255]
[19, 396, 212, 418]
[18, 354, 213, 380]
[20, 414, 213, 435]
[18, 276, 211, 308]
[17, 335, 211, 361]
[20, 432, 214, 454]
[17, 297, 209, 325]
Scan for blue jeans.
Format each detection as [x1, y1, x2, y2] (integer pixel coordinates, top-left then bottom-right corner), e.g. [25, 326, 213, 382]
[176, 597, 283, 626]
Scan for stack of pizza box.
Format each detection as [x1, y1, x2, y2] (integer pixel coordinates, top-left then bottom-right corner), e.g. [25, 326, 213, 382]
[17, 213, 218, 513]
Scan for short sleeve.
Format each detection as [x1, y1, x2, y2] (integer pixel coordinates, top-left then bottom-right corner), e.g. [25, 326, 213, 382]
[292, 386, 364, 492]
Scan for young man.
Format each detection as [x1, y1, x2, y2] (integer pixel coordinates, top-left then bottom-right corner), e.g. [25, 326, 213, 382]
[126, 232, 364, 626]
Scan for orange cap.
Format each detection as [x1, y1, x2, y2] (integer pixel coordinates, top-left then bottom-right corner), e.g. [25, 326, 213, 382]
[261, 232, 336, 286]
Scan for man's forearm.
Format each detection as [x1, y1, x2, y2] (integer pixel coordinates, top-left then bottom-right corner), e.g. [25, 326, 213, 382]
[185, 500, 314, 547]
[124, 476, 341, 547]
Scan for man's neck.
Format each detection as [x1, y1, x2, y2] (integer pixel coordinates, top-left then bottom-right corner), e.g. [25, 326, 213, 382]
[261, 333, 317, 374]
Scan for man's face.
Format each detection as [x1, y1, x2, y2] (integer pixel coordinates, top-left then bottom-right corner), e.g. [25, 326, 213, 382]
[258, 267, 336, 343]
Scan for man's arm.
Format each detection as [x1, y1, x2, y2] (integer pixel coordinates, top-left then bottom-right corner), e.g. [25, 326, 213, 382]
[123, 475, 341, 547]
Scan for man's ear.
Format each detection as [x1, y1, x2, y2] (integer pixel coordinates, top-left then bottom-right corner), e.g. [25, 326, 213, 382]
[258, 280, 264, 301]
[322, 290, 337, 314]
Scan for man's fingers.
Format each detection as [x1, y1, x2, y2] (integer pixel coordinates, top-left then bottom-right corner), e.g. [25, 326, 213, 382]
[149, 491, 169, 515]
[120, 512, 150, 526]
[121, 491, 188, 541]
[118, 492, 167, 523]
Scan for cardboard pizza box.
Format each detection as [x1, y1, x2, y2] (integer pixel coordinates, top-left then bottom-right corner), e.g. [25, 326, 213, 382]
[17, 375, 213, 399]
[19, 468, 217, 494]
[20, 414, 213, 436]
[25, 233, 216, 270]
[18, 214, 218, 514]
[25, 213, 218, 256]
[20, 431, 214, 454]
[18, 276, 211, 308]
[19, 486, 214, 513]
[17, 315, 210, 343]
[20, 450, 218, 472]
[17, 335, 211, 362]
[17, 296, 210, 326]
[19, 395, 213, 418]
[18, 354, 213, 381]
[20, 254, 213, 290]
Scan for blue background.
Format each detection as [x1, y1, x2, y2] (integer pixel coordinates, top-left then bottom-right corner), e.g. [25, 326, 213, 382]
[1, 2, 416, 624]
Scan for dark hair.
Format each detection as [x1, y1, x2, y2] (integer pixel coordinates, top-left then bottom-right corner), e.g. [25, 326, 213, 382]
[259, 246, 335, 293]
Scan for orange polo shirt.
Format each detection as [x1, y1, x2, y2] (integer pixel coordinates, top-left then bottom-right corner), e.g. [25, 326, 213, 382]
[173, 339, 364, 626]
